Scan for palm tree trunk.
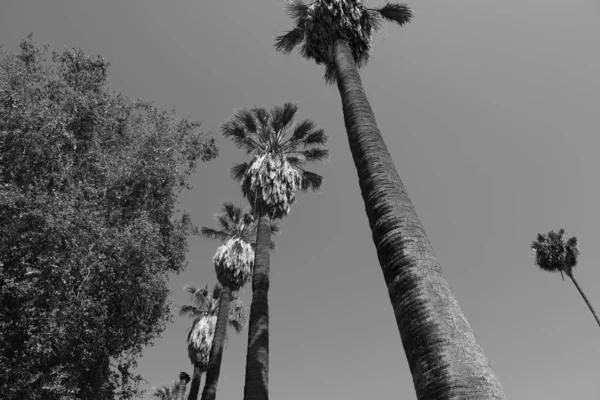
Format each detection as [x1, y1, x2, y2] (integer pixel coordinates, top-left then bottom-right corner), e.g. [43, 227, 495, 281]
[201, 285, 233, 400]
[332, 39, 507, 400]
[568, 272, 600, 328]
[243, 212, 271, 400]
[186, 363, 203, 400]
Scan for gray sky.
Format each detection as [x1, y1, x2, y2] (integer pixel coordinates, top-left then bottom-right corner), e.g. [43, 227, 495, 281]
[2, 0, 600, 399]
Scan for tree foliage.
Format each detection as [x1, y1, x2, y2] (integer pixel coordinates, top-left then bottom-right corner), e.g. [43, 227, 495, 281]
[0, 35, 218, 400]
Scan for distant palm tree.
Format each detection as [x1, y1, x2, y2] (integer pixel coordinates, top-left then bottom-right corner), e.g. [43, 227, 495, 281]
[222, 102, 328, 400]
[176, 372, 191, 400]
[531, 229, 600, 328]
[179, 284, 246, 400]
[200, 203, 266, 400]
[275, 1, 507, 399]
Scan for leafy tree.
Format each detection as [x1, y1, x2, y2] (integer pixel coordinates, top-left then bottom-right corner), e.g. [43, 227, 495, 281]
[179, 284, 246, 400]
[222, 102, 327, 400]
[531, 229, 600, 328]
[275, 2, 507, 398]
[199, 202, 276, 400]
[0, 35, 218, 400]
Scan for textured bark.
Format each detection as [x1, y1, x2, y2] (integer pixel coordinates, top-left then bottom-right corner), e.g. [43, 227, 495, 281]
[242, 213, 271, 400]
[333, 39, 507, 400]
[201, 285, 233, 400]
[186, 363, 203, 400]
[568, 272, 600, 328]
[177, 372, 191, 400]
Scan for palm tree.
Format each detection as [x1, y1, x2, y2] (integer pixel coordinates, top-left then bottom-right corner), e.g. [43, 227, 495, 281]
[176, 372, 191, 400]
[275, 1, 507, 399]
[531, 229, 600, 328]
[221, 102, 328, 400]
[199, 203, 267, 400]
[179, 284, 246, 400]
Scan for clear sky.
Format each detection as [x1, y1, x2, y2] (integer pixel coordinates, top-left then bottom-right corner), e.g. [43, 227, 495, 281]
[2, 0, 600, 399]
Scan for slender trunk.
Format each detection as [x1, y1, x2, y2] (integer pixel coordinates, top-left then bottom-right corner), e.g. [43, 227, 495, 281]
[243, 213, 271, 400]
[186, 363, 203, 400]
[177, 372, 191, 400]
[201, 285, 233, 400]
[568, 272, 600, 328]
[332, 39, 507, 400]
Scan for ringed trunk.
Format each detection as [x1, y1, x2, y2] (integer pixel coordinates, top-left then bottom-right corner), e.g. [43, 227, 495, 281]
[201, 284, 233, 400]
[332, 39, 506, 400]
[186, 363, 203, 400]
[242, 213, 271, 400]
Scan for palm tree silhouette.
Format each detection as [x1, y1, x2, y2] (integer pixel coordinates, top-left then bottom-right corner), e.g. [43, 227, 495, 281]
[179, 284, 246, 400]
[222, 102, 328, 400]
[274, 2, 507, 399]
[531, 229, 600, 328]
[200, 203, 265, 400]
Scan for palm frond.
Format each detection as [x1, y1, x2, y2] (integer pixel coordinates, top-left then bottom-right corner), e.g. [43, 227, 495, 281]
[221, 120, 261, 153]
[199, 227, 228, 242]
[373, 3, 413, 27]
[179, 304, 200, 318]
[280, 102, 298, 128]
[275, 28, 305, 54]
[253, 107, 270, 129]
[284, 0, 310, 24]
[222, 201, 242, 225]
[300, 170, 323, 192]
[290, 119, 317, 143]
[183, 284, 198, 296]
[233, 108, 258, 134]
[286, 156, 304, 169]
[231, 162, 250, 182]
[301, 147, 329, 162]
[324, 63, 337, 85]
[216, 214, 233, 234]
[303, 129, 327, 146]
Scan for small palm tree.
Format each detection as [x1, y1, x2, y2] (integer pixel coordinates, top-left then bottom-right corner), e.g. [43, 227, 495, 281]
[531, 229, 600, 327]
[176, 372, 191, 400]
[222, 103, 327, 400]
[275, 2, 507, 399]
[199, 203, 271, 400]
[179, 284, 246, 400]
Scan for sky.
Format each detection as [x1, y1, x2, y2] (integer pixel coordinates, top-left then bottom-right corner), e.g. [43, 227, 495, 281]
[1, 0, 600, 399]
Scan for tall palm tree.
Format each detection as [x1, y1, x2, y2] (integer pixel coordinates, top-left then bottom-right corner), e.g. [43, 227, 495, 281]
[179, 284, 246, 400]
[199, 203, 269, 400]
[222, 102, 328, 400]
[531, 229, 600, 328]
[275, 1, 507, 399]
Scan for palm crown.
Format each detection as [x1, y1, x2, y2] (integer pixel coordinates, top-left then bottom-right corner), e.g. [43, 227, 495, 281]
[531, 228, 580, 280]
[275, 0, 412, 83]
[201, 202, 279, 288]
[179, 284, 246, 368]
[223, 102, 328, 219]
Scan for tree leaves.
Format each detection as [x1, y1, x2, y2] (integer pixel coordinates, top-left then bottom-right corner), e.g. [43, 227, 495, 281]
[0, 36, 218, 400]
